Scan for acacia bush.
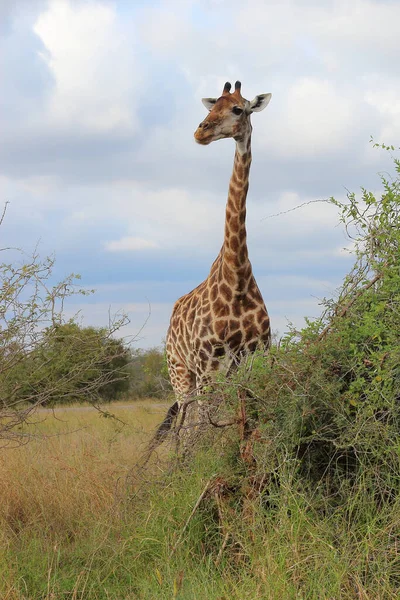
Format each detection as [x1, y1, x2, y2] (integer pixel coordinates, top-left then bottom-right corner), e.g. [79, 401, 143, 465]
[207, 142, 400, 497]
[6, 323, 131, 405]
[0, 247, 130, 443]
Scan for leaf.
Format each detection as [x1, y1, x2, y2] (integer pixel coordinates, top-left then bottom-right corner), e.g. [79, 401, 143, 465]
[155, 568, 163, 586]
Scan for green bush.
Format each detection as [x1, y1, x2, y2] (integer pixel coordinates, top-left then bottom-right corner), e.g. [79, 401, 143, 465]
[128, 347, 172, 399]
[0, 248, 131, 442]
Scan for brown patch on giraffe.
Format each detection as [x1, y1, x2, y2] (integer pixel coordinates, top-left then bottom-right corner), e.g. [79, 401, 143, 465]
[242, 297, 257, 311]
[228, 330, 243, 347]
[247, 340, 258, 353]
[239, 246, 247, 264]
[222, 263, 236, 286]
[203, 312, 212, 327]
[199, 348, 209, 363]
[238, 276, 249, 292]
[188, 308, 196, 327]
[230, 235, 239, 252]
[261, 319, 270, 333]
[256, 308, 266, 324]
[231, 172, 241, 186]
[211, 359, 222, 370]
[242, 314, 255, 330]
[230, 216, 240, 234]
[245, 326, 259, 343]
[247, 285, 258, 299]
[232, 301, 242, 318]
[229, 183, 240, 197]
[199, 325, 208, 338]
[213, 345, 225, 358]
[210, 284, 218, 302]
[229, 319, 240, 330]
[224, 253, 237, 269]
[213, 297, 230, 317]
[215, 319, 228, 339]
[220, 282, 233, 302]
[202, 339, 212, 354]
[236, 163, 244, 179]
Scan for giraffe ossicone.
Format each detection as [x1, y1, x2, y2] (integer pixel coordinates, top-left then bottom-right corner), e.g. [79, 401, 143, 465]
[159, 81, 272, 439]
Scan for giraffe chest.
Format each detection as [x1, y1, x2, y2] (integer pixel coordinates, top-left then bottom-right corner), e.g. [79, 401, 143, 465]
[168, 278, 270, 369]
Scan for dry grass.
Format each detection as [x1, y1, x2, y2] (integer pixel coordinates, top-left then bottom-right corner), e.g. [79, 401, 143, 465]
[0, 400, 168, 540]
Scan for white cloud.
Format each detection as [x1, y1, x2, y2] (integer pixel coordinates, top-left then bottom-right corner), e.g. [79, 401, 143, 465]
[364, 77, 400, 142]
[258, 78, 354, 158]
[33, 0, 139, 133]
[312, 0, 400, 56]
[105, 236, 158, 252]
[139, 3, 192, 55]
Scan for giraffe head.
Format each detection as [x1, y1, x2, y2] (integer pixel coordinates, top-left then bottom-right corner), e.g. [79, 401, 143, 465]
[194, 81, 271, 146]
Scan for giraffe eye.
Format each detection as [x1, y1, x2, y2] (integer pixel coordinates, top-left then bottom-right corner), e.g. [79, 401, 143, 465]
[232, 107, 243, 116]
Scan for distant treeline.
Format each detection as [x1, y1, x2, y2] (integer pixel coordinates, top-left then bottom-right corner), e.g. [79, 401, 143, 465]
[0, 320, 171, 409]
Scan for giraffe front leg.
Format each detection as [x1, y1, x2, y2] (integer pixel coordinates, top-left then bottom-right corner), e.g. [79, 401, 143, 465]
[166, 355, 197, 444]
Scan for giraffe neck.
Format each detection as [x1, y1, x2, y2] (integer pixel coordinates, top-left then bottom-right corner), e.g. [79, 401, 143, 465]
[221, 130, 252, 272]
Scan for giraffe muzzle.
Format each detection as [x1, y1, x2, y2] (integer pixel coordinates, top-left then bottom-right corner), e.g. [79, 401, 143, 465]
[194, 121, 213, 145]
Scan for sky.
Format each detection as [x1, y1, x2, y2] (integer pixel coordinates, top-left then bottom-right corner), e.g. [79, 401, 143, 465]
[1, 0, 399, 348]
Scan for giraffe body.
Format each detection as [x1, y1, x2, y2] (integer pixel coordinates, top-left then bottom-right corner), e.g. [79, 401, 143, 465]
[165, 81, 271, 418]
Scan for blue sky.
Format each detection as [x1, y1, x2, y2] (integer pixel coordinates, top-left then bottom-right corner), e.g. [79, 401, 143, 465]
[1, 0, 399, 348]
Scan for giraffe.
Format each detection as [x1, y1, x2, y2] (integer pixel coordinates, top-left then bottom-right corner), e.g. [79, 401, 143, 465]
[157, 80, 272, 439]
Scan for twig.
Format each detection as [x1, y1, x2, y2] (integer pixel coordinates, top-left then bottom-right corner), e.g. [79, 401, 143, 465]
[215, 530, 230, 567]
[261, 198, 330, 221]
[0, 201, 9, 227]
[170, 476, 215, 557]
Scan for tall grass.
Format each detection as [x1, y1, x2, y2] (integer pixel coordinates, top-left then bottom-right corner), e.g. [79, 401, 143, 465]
[0, 400, 173, 599]
[1, 401, 398, 599]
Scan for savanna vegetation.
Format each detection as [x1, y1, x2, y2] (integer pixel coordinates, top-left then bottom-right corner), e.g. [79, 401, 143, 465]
[0, 142, 399, 598]
[0, 232, 170, 444]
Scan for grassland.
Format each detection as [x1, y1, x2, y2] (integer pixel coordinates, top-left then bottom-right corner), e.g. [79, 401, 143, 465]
[0, 394, 398, 600]
[0, 400, 171, 600]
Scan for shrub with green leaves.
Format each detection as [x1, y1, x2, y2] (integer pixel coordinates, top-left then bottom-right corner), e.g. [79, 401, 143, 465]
[0, 249, 130, 443]
[222, 143, 400, 501]
[128, 346, 172, 399]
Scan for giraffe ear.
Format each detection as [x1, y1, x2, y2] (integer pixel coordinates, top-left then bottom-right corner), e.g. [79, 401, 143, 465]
[202, 97, 217, 111]
[248, 93, 272, 113]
